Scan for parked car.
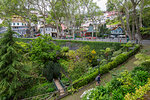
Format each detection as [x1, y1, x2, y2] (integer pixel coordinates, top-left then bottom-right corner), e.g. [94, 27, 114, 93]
[118, 35, 126, 38]
[36, 33, 41, 37]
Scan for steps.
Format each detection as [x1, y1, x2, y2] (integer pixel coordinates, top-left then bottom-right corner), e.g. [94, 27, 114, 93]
[54, 79, 65, 96]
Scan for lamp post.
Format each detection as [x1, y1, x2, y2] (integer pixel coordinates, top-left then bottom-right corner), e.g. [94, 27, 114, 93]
[97, 58, 101, 74]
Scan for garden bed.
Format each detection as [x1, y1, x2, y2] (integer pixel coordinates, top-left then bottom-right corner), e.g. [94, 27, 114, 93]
[72, 44, 140, 89]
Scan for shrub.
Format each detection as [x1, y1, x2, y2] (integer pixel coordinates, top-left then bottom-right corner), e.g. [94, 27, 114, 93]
[62, 47, 69, 52]
[124, 78, 150, 100]
[132, 71, 149, 87]
[112, 89, 124, 100]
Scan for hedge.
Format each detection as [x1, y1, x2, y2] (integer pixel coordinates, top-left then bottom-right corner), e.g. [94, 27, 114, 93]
[54, 40, 122, 52]
[72, 44, 140, 89]
[16, 39, 122, 51]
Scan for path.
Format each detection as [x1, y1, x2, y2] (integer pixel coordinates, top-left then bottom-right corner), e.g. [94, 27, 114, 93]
[54, 79, 65, 96]
[62, 44, 150, 100]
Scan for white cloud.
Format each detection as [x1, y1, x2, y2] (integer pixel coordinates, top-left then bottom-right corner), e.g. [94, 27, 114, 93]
[93, 0, 108, 11]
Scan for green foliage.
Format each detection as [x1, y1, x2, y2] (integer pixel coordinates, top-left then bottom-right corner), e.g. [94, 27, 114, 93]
[30, 35, 60, 64]
[72, 45, 140, 89]
[54, 40, 121, 53]
[43, 61, 61, 82]
[124, 78, 150, 100]
[142, 7, 150, 28]
[132, 71, 149, 87]
[140, 27, 150, 35]
[62, 47, 69, 52]
[0, 26, 29, 99]
[121, 41, 133, 51]
[20, 82, 55, 98]
[97, 24, 111, 37]
[69, 59, 90, 81]
[82, 62, 149, 100]
[134, 53, 150, 65]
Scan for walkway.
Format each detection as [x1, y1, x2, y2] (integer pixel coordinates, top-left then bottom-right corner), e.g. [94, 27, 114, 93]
[54, 79, 65, 96]
[62, 44, 150, 100]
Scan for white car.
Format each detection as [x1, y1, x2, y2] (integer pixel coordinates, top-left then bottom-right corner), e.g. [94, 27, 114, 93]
[118, 35, 126, 38]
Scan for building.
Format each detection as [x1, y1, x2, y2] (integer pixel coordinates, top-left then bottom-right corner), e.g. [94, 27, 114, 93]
[11, 15, 36, 36]
[40, 24, 57, 37]
[80, 24, 97, 39]
[110, 27, 124, 38]
[101, 11, 118, 23]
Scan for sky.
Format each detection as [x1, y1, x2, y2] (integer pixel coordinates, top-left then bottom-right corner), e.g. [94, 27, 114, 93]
[93, 0, 108, 11]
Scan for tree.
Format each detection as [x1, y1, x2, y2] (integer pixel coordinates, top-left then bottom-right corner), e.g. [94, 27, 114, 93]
[81, 0, 102, 39]
[0, 25, 29, 99]
[97, 24, 111, 37]
[30, 35, 61, 81]
[130, 0, 142, 42]
[108, 0, 129, 38]
[106, 1, 115, 11]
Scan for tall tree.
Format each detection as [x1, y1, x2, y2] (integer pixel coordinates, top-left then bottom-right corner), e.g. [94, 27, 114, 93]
[0, 24, 29, 99]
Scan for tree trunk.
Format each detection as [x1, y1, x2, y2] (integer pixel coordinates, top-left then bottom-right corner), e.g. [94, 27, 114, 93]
[132, 16, 135, 40]
[124, 0, 132, 40]
[139, 0, 144, 28]
[56, 20, 60, 39]
[133, 6, 142, 43]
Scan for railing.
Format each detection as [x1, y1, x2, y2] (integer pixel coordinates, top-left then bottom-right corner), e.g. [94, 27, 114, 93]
[22, 92, 55, 100]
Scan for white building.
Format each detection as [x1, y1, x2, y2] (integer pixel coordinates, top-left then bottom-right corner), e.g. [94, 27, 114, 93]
[11, 15, 36, 35]
[40, 24, 57, 37]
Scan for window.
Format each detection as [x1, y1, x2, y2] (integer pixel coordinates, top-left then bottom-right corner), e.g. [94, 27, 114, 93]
[13, 23, 15, 25]
[17, 23, 19, 25]
[22, 23, 24, 26]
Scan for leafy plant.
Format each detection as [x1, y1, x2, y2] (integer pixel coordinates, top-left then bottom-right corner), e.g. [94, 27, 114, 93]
[134, 53, 150, 65]
[124, 78, 150, 100]
[30, 35, 60, 64]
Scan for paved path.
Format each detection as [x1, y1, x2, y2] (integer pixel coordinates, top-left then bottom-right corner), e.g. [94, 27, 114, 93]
[62, 45, 150, 100]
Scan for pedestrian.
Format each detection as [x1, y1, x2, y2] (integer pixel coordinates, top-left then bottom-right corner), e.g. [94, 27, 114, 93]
[95, 74, 101, 86]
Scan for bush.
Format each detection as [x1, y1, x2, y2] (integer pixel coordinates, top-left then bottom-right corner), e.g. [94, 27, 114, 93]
[132, 71, 149, 87]
[62, 47, 69, 52]
[124, 78, 150, 100]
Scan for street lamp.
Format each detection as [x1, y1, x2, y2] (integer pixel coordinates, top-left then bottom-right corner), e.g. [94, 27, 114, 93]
[97, 58, 101, 74]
